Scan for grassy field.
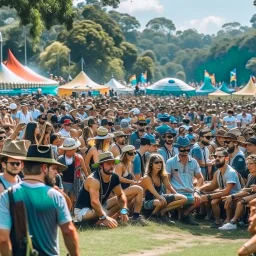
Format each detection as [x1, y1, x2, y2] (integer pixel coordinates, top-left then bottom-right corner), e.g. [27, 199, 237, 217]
[60, 220, 250, 256]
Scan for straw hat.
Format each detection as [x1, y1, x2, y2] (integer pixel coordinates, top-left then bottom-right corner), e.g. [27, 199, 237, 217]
[91, 151, 120, 168]
[87, 126, 113, 140]
[0, 139, 31, 160]
[59, 138, 81, 151]
[113, 131, 127, 138]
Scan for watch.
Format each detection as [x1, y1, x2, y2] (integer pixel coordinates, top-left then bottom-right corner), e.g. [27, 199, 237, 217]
[99, 214, 106, 220]
[207, 194, 212, 201]
[120, 208, 128, 215]
[231, 195, 235, 200]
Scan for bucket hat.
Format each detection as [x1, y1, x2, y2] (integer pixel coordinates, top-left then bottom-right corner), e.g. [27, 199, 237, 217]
[87, 126, 114, 140]
[162, 129, 177, 138]
[59, 138, 81, 151]
[91, 151, 120, 168]
[113, 131, 127, 138]
[0, 139, 31, 160]
[173, 136, 191, 148]
[8, 103, 17, 110]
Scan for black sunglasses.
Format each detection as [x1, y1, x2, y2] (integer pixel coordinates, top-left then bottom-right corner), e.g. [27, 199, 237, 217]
[179, 148, 190, 152]
[224, 141, 232, 144]
[64, 124, 71, 126]
[245, 133, 254, 136]
[153, 161, 163, 164]
[127, 151, 137, 156]
[138, 123, 147, 126]
[107, 122, 114, 126]
[0, 136, 6, 141]
[212, 155, 225, 159]
[166, 135, 173, 139]
[7, 162, 21, 167]
[203, 136, 212, 140]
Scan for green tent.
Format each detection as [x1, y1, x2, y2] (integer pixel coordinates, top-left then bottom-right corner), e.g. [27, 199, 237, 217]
[219, 82, 235, 94]
[196, 77, 216, 96]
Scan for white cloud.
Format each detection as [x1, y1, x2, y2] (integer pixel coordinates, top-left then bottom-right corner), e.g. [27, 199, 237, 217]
[179, 16, 225, 34]
[117, 0, 164, 14]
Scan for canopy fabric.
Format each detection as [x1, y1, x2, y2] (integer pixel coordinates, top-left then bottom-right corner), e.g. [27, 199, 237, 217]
[0, 63, 26, 83]
[6, 49, 58, 85]
[58, 71, 109, 96]
[208, 89, 231, 100]
[196, 77, 217, 95]
[105, 77, 133, 94]
[232, 78, 256, 98]
[146, 78, 196, 97]
[219, 82, 235, 93]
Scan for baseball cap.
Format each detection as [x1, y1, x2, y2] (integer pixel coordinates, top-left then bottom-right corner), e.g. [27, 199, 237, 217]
[120, 119, 130, 129]
[246, 136, 256, 146]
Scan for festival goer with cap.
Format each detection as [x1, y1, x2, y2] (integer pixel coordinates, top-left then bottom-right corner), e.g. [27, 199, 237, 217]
[241, 127, 254, 141]
[133, 136, 151, 180]
[158, 130, 178, 163]
[0, 106, 14, 132]
[142, 153, 187, 224]
[166, 136, 203, 225]
[120, 119, 134, 136]
[200, 147, 242, 228]
[60, 119, 72, 138]
[74, 151, 129, 228]
[245, 136, 256, 156]
[0, 144, 80, 256]
[208, 128, 226, 155]
[77, 105, 88, 122]
[16, 101, 32, 125]
[114, 145, 147, 225]
[155, 115, 171, 137]
[85, 126, 113, 173]
[58, 138, 88, 208]
[220, 154, 256, 231]
[223, 109, 237, 129]
[0, 139, 30, 193]
[111, 131, 127, 157]
[23, 121, 40, 145]
[191, 128, 213, 180]
[85, 117, 98, 136]
[237, 106, 252, 128]
[223, 129, 247, 180]
[157, 106, 168, 119]
[29, 101, 41, 121]
[0, 128, 7, 154]
[8, 103, 18, 123]
[59, 105, 73, 124]
[130, 117, 146, 149]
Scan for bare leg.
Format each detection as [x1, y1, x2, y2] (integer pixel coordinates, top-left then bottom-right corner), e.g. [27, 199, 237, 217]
[238, 235, 256, 256]
[152, 200, 163, 215]
[160, 195, 187, 215]
[211, 199, 221, 224]
[124, 185, 143, 214]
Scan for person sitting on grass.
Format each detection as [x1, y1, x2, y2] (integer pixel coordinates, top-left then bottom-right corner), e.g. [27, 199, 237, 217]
[74, 152, 129, 228]
[141, 153, 187, 225]
[114, 145, 147, 226]
[220, 154, 256, 231]
[199, 147, 241, 228]
[166, 136, 203, 226]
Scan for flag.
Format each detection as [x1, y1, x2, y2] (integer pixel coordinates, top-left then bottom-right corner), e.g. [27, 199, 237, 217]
[209, 74, 216, 85]
[141, 71, 147, 83]
[204, 70, 210, 78]
[230, 68, 237, 83]
[129, 74, 137, 86]
[251, 75, 256, 83]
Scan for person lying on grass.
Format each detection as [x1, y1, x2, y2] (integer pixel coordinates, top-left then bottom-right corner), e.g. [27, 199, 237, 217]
[141, 153, 187, 224]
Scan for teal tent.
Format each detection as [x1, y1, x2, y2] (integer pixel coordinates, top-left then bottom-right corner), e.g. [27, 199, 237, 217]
[219, 82, 235, 93]
[146, 78, 196, 97]
[196, 76, 217, 96]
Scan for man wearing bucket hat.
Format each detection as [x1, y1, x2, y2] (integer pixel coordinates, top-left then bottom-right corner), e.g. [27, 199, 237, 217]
[0, 144, 80, 256]
[111, 131, 128, 157]
[74, 151, 129, 228]
[155, 115, 171, 137]
[166, 136, 203, 225]
[0, 139, 30, 193]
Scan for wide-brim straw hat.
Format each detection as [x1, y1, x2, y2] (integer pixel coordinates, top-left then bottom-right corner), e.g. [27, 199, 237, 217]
[91, 151, 120, 168]
[87, 126, 114, 140]
[59, 138, 81, 151]
[0, 139, 31, 160]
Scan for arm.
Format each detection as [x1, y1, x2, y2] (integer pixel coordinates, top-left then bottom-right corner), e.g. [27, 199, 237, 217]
[133, 155, 141, 181]
[113, 185, 128, 210]
[8, 123, 26, 140]
[162, 176, 176, 194]
[77, 154, 89, 177]
[59, 222, 80, 256]
[111, 145, 121, 158]
[200, 171, 218, 192]
[0, 229, 11, 256]
[141, 176, 163, 201]
[115, 164, 134, 185]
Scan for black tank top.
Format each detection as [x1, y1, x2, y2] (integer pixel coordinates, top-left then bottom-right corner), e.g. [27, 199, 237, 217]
[121, 173, 133, 190]
[62, 160, 75, 183]
[75, 171, 120, 209]
[145, 177, 162, 201]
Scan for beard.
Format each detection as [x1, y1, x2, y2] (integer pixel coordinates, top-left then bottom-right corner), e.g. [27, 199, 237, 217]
[215, 161, 225, 168]
[118, 140, 126, 145]
[44, 173, 55, 187]
[165, 140, 173, 145]
[227, 145, 235, 154]
[103, 168, 113, 176]
[6, 169, 19, 177]
[201, 140, 210, 146]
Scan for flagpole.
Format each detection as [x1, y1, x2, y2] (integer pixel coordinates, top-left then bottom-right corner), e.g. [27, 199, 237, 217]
[0, 32, 2, 63]
[68, 51, 71, 77]
[23, 26, 27, 66]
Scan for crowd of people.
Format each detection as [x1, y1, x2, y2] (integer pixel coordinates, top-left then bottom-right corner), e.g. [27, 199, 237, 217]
[1, 93, 256, 255]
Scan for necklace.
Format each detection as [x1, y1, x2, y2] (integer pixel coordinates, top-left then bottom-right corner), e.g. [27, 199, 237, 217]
[23, 178, 44, 183]
[98, 170, 112, 202]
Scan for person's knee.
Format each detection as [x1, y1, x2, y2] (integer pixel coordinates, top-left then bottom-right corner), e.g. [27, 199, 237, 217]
[133, 185, 143, 195]
[154, 200, 162, 207]
[211, 199, 220, 206]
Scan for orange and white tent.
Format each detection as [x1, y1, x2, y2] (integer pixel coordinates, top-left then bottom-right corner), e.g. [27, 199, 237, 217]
[232, 78, 256, 98]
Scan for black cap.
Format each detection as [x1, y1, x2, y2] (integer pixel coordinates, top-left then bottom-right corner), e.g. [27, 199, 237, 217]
[140, 137, 151, 146]
[247, 136, 256, 145]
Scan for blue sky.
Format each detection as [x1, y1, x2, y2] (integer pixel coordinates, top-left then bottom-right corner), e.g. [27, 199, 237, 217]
[114, 0, 256, 34]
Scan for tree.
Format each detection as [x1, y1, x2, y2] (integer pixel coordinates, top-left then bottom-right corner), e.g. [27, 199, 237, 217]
[146, 17, 176, 34]
[222, 22, 241, 32]
[246, 58, 256, 73]
[176, 71, 186, 81]
[132, 56, 154, 81]
[141, 50, 156, 62]
[165, 62, 184, 77]
[120, 42, 138, 73]
[250, 14, 256, 28]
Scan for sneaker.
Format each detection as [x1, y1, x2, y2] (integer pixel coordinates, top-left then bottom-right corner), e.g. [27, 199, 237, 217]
[210, 222, 222, 228]
[147, 215, 161, 223]
[218, 222, 237, 231]
[131, 216, 148, 226]
[195, 213, 206, 220]
[159, 215, 175, 225]
[180, 215, 199, 226]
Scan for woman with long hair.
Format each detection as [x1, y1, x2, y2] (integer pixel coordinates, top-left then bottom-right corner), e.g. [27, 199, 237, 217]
[85, 126, 113, 174]
[23, 121, 40, 144]
[141, 153, 187, 224]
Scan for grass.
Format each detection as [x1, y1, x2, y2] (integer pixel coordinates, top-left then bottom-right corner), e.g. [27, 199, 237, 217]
[59, 221, 250, 256]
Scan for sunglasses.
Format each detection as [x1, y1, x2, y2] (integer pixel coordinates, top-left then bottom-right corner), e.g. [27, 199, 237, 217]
[64, 124, 71, 126]
[153, 161, 163, 164]
[107, 123, 114, 126]
[203, 136, 212, 140]
[7, 162, 21, 167]
[179, 148, 190, 152]
[166, 135, 173, 139]
[224, 141, 233, 144]
[119, 135, 127, 139]
[138, 123, 147, 127]
[245, 133, 254, 136]
[212, 155, 225, 159]
[127, 151, 137, 156]
[0, 136, 6, 141]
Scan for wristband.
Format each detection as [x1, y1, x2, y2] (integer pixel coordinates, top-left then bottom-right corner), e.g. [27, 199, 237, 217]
[207, 194, 212, 201]
[120, 208, 128, 215]
[231, 195, 235, 200]
[99, 214, 106, 220]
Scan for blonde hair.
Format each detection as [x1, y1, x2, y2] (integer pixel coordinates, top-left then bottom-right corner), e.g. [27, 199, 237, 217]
[145, 153, 167, 178]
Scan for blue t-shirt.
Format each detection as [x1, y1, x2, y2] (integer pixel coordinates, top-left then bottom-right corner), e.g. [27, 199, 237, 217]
[133, 152, 146, 176]
[0, 182, 71, 255]
[130, 131, 141, 149]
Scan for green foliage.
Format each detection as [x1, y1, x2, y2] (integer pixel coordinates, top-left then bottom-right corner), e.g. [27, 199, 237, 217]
[246, 57, 256, 73]
[133, 56, 155, 81]
[146, 17, 176, 34]
[176, 71, 186, 81]
[141, 50, 157, 62]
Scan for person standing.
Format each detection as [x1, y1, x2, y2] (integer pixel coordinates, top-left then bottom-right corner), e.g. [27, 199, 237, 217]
[0, 144, 80, 256]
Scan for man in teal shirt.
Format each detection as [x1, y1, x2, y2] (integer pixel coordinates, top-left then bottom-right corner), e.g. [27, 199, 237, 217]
[155, 115, 171, 136]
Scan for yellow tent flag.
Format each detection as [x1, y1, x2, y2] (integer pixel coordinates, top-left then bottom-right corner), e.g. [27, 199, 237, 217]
[209, 74, 216, 85]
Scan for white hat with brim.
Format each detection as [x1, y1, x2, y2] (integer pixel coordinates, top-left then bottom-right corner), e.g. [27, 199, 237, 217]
[59, 138, 81, 151]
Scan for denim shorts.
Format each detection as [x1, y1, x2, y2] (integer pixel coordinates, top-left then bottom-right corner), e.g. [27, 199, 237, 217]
[144, 194, 175, 210]
[180, 193, 194, 205]
[63, 182, 74, 196]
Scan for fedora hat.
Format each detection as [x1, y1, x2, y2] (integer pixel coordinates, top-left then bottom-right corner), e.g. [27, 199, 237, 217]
[162, 129, 177, 138]
[0, 139, 31, 160]
[113, 131, 127, 138]
[87, 126, 113, 140]
[173, 136, 191, 148]
[91, 151, 120, 168]
[25, 145, 67, 172]
[59, 138, 81, 151]
[121, 145, 135, 153]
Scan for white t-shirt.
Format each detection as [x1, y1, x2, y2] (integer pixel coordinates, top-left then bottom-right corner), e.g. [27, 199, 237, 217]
[223, 115, 237, 129]
[59, 129, 70, 138]
[236, 113, 252, 127]
[16, 111, 32, 124]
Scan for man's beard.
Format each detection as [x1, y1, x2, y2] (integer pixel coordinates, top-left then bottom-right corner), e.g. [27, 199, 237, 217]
[39, 121, 45, 125]
[6, 169, 19, 177]
[118, 140, 126, 146]
[201, 140, 210, 146]
[165, 140, 173, 145]
[227, 145, 235, 154]
[44, 173, 55, 187]
[215, 160, 225, 168]
[103, 168, 113, 176]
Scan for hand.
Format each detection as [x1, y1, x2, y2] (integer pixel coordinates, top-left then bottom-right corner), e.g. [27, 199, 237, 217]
[194, 192, 201, 206]
[251, 185, 256, 193]
[120, 214, 129, 223]
[159, 196, 167, 207]
[16, 123, 26, 131]
[200, 195, 208, 203]
[102, 216, 118, 229]
[222, 195, 232, 203]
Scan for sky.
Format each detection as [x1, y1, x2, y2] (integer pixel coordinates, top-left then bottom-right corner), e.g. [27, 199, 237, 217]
[112, 0, 256, 34]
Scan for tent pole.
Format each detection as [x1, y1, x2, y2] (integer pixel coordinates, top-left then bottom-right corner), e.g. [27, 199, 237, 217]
[0, 32, 2, 63]
[23, 26, 27, 66]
